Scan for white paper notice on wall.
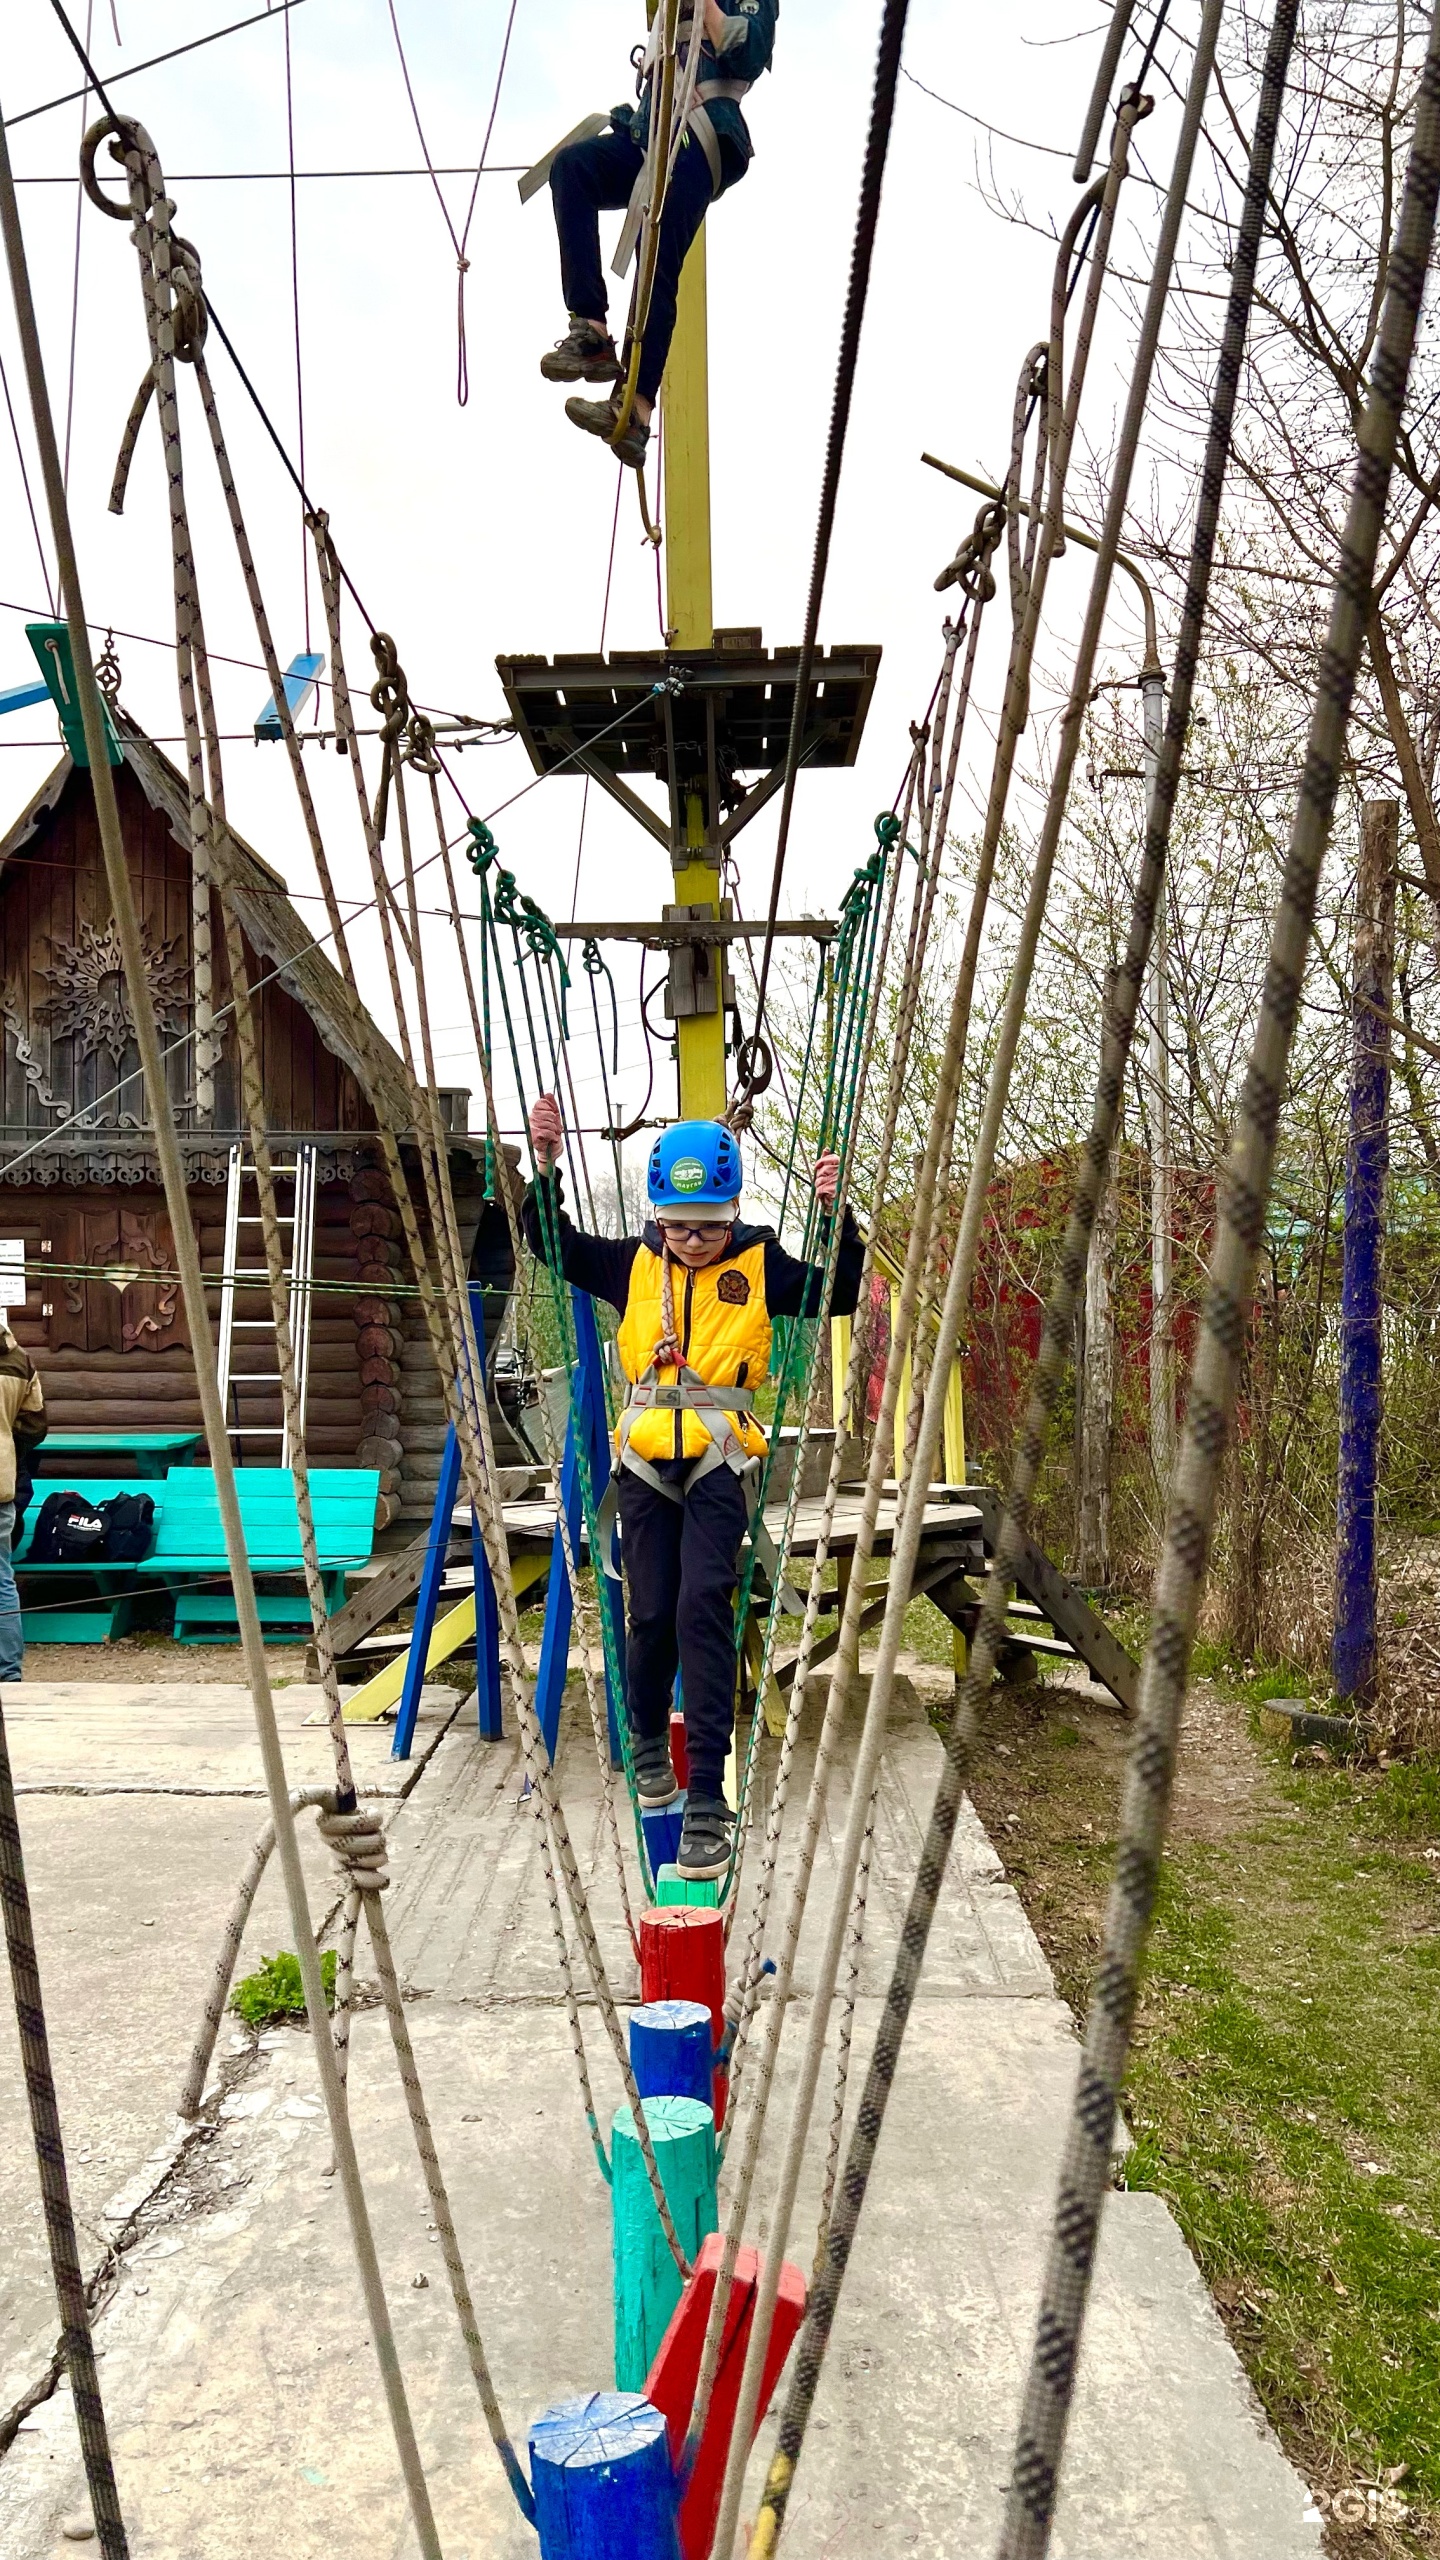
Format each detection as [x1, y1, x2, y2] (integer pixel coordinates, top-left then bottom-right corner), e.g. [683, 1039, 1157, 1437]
[0, 1241, 27, 1309]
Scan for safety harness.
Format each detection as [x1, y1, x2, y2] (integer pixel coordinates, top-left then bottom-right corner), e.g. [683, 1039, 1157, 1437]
[596, 1247, 803, 1612]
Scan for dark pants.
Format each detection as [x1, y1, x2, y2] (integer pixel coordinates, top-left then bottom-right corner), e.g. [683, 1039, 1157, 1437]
[550, 126, 724, 406]
[616, 1459, 748, 1803]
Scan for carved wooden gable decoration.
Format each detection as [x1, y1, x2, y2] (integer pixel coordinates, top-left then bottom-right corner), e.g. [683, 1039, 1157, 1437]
[0, 728, 413, 1190]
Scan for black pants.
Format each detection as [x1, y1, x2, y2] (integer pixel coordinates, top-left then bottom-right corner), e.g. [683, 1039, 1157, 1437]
[550, 125, 726, 406]
[616, 1459, 748, 1803]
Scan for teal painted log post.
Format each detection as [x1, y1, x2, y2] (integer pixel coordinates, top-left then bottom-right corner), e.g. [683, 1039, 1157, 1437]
[612, 2095, 718, 2388]
[529, 2391, 679, 2559]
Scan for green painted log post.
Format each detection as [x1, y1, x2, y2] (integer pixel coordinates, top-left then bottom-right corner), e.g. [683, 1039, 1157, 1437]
[654, 1866, 720, 1908]
[612, 2095, 718, 2388]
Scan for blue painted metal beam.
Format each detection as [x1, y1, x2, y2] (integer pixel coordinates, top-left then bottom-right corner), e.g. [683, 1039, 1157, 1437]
[254, 649, 324, 741]
[0, 679, 51, 716]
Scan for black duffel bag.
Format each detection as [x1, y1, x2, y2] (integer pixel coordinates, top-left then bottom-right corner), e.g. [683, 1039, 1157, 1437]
[27, 1490, 107, 1564]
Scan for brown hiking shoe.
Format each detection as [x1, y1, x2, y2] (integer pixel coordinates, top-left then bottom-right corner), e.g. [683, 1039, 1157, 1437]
[541, 320, 622, 383]
[565, 392, 650, 470]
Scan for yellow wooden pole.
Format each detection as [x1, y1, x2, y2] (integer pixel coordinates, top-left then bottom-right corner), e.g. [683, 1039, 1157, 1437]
[663, 226, 727, 1121]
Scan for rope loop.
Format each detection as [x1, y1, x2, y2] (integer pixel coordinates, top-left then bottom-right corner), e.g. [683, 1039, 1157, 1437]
[405, 711, 444, 776]
[369, 630, 410, 743]
[732, 1031, 773, 1099]
[80, 112, 163, 220]
[934, 496, 1005, 600]
[318, 1803, 391, 1895]
[466, 818, 499, 874]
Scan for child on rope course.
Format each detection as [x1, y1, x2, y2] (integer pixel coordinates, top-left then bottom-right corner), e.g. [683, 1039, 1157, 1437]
[524, 1101, 861, 1881]
[537, 0, 777, 470]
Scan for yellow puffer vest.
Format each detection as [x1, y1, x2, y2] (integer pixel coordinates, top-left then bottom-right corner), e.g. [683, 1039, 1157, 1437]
[616, 1240, 771, 1463]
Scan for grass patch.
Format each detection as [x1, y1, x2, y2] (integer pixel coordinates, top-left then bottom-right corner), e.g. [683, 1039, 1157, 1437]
[964, 1683, 1440, 2544]
[231, 1948, 339, 2027]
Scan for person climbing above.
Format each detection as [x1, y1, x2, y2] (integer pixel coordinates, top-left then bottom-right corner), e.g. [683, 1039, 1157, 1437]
[523, 1100, 862, 1881]
[538, 0, 778, 469]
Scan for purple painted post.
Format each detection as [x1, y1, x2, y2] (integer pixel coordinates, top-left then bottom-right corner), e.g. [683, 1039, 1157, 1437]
[1333, 800, 1396, 1710]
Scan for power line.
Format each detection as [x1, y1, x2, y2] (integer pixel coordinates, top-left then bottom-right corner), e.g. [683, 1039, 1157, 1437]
[7, 2, 310, 130]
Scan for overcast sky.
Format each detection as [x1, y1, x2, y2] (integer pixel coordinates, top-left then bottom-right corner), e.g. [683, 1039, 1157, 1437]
[0, 0, 1186, 1181]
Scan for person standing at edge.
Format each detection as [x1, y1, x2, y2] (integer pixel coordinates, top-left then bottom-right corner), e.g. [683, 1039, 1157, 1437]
[523, 1099, 862, 1880]
[538, 0, 778, 469]
[0, 1322, 46, 1680]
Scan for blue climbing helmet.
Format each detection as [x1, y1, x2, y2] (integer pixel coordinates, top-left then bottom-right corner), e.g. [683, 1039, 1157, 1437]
[647, 1119, 744, 1219]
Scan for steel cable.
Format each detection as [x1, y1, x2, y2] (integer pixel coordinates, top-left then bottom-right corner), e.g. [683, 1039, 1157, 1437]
[747, 0, 910, 1059]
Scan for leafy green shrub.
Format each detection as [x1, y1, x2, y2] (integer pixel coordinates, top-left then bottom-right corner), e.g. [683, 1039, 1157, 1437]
[231, 1949, 338, 2027]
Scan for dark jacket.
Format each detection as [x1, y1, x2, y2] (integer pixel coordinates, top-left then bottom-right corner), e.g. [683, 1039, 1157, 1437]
[634, 0, 778, 182]
[522, 1172, 864, 1320]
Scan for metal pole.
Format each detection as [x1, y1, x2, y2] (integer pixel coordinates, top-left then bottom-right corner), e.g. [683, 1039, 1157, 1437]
[1142, 663, 1174, 1493]
[1333, 799, 1397, 1710]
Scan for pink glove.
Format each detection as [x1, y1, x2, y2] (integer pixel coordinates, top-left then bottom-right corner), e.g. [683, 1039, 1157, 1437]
[814, 1151, 840, 1208]
[529, 1092, 564, 1171]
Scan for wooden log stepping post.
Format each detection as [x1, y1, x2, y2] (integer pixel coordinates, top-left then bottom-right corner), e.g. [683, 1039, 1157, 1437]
[629, 2000, 714, 2111]
[612, 2095, 718, 2389]
[645, 2232, 808, 2560]
[529, 2390, 680, 2560]
[668, 1706, 689, 1787]
[654, 1867, 720, 1908]
[641, 1795, 687, 1877]
[639, 1904, 728, 2127]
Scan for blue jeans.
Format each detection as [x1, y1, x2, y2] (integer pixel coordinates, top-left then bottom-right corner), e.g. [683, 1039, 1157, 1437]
[0, 1498, 22, 1680]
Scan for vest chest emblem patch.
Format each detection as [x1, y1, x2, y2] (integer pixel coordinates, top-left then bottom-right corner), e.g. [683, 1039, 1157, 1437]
[716, 1269, 751, 1306]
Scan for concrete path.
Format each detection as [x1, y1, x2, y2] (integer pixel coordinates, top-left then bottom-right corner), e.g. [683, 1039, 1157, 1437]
[0, 1668, 1323, 2558]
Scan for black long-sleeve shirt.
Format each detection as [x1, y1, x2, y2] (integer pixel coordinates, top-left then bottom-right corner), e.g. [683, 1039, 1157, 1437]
[521, 1172, 865, 1320]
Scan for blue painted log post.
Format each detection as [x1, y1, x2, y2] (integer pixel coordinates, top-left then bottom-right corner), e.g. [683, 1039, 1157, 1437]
[1333, 800, 1396, 1712]
[529, 2390, 679, 2560]
[640, 1795, 686, 1876]
[629, 2000, 714, 2109]
[611, 2094, 718, 2387]
[534, 1287, 626, 1765]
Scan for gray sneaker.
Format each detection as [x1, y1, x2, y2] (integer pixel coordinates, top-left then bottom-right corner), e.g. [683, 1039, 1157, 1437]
[541, 320, 622, 384]
[565, 392, 650, 470]
[677, 1794, 733, 1882]
[631, 1731, 680, 1808]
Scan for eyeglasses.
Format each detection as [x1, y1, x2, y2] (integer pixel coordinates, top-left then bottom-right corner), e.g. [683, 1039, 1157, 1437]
[658, 1219, 730, 1244]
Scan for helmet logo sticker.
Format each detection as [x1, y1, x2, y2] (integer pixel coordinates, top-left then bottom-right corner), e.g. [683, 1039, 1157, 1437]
[669, 1156, 708, 1194]
[716, 1269, 750, 1305]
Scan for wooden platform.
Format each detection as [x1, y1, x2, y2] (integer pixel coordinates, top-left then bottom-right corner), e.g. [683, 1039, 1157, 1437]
[323, 1477, 1138, 1713]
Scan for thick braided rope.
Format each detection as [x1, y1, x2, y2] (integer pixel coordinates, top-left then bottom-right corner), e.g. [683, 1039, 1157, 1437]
[430, 787, 640, 1960]
[0, 1694, 129, 2558]
[315, 567, 688, 2276]
[1001, 14, 1440, 2548]
[93, 132, 538, 2519]
[4, 116, 444, 2560]
[810, 1776, 876, 2278]
[720, 822, 905, 1919]
[719, 604, 988, 2132]
[319, 1810, 536, 2522]
[177, 1786, 332, 2119]
[697, 717, 981, 2485]
[734, 32, 1224, 2553]
[707, 126, 1147, 2560]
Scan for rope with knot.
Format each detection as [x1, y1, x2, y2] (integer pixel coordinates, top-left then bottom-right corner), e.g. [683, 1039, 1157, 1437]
[318, 1805, 392, 1896]
[934, 495, 1005, 601]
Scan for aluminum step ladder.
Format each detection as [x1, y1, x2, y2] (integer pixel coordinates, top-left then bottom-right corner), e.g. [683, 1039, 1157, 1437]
[216, 1143, 318, 1465]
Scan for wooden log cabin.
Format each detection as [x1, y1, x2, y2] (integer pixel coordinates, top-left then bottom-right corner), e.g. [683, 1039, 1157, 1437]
[0, 713, 510, 1530]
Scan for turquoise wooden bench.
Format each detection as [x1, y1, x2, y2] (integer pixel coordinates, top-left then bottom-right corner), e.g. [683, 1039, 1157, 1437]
[134, 1469, 380, 1641]
[16, 1468, 380, 1644]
